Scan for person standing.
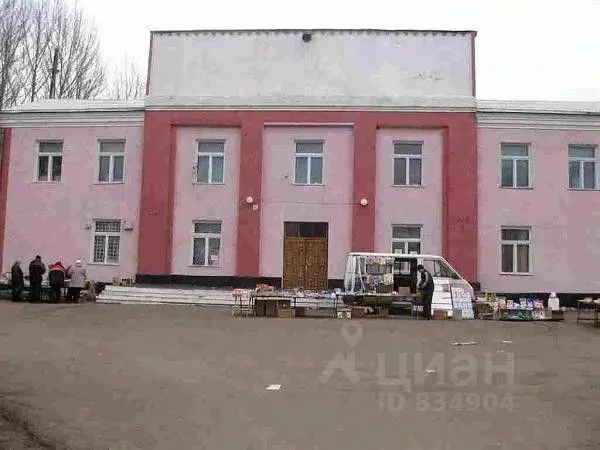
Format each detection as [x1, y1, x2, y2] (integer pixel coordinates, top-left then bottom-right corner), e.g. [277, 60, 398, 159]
[10, 260, 24, 302]
[48, 261, 67, 302]
[416, 264, 435, 320]
[28, 255, 46, 302]
[66, 260, 86, 303]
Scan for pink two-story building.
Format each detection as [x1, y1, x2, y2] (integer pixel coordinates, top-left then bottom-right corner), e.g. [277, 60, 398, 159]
[0, 29, 599, 298]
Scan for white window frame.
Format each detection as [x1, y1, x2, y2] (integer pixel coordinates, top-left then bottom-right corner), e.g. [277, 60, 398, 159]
[568, 145, 597, 190]
[500, 143, 530, 188]
[294, 140, 324, 185]
[35, 141, 63, 182]
[393, 141, 423, 187]
[191, 221, 222, 267]
[195, 140, 225, 184]
[97, 140, 125, 184]
[500, 227, 531, 275]
[90, 219, 122, 265]
[391, 225, 422, 255]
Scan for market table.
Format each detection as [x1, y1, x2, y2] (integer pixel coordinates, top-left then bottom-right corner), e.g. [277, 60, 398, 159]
[576, 299, 600, 326]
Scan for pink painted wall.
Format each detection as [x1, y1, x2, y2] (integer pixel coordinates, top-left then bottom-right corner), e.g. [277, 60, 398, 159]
[171, 127, 240, 276]
[3, 126, 142, 282]
[479, 128, 600, 293]
[375, 129, 443, 254]
[260, 126, 353, 279]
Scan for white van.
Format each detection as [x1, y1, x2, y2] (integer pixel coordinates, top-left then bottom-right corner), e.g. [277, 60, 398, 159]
[342, 252, 474, 317]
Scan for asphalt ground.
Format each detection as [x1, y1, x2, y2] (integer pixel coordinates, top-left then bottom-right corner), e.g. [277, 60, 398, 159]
[0, 302, 599, 449]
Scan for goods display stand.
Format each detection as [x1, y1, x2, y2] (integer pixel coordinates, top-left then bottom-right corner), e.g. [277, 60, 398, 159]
[477, 294, 559, 322]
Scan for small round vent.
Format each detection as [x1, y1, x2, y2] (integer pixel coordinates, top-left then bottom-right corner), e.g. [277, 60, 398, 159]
[301, 32, 312, 43]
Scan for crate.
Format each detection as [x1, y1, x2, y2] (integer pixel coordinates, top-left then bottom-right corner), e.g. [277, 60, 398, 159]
[112, 276, 134, 286]
[433, 310, 448, 320]
[337, 308, 352, 319]
[278, 308, 296, 318]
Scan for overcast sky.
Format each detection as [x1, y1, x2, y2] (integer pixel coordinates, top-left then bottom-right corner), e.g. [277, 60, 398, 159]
[69, 0, 600, 101]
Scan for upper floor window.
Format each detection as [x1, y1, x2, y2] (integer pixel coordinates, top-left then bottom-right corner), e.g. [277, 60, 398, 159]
[196, 141, 224, 184]
[37, 141, 63, 182]
[501, 227, 530, 274]
[568, 145, 597, 190]
[501, 143, 530, 188]
[92, 220, 121, 264]
[393, 142, 422, 186]
[294, 141, 323, 185]
[98, 140, 125, 183]
[391, 225, 421, 255]
[192, 221, 222, 266]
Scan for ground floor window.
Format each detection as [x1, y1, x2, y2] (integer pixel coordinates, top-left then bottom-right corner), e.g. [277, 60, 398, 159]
[192, 221, 222, 266]
[92, 220, 122, 264]
[501, 227, 530, 274]
[391, 225, 421, 254]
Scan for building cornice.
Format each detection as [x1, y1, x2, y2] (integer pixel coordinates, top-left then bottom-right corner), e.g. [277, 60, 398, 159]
[151, 28, 476, 37]
[477, 113, 600, 131]
[145, 95, 477, 112]
[0, 110, 144, 128]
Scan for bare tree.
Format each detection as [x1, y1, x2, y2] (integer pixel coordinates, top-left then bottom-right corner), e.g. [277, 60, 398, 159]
[107, 58, 145, 100]
[23, 0, 51, 102]
[0, 0, 29, 109]
[0, 0, 106, 109]
[46, 0, 105, 100]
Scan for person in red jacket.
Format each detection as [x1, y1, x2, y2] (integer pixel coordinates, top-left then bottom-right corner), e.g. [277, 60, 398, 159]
[48, 261, 67, 302]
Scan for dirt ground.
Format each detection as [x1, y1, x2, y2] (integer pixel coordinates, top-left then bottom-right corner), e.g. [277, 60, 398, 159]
[0, 302, 599, 450]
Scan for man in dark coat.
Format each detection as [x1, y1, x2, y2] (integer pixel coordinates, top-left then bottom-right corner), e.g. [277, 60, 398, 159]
[417, 264, 435, 320]
[10, 260, 24, 302]
[28, 255, 46, 302]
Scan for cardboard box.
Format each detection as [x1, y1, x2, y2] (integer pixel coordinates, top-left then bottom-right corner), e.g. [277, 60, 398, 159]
[376, 307, 389, 317]
[433, 310, 448, 320]
[397, 287, 411, 296]
[351, 306, 366, 318]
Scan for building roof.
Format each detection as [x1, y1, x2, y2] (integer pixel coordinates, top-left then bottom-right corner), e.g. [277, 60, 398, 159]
[150, 28, 477, 37]
[2, 97, 600, 129]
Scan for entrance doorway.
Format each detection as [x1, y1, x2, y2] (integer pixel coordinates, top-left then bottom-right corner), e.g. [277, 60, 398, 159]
[282, 222, 328, 290]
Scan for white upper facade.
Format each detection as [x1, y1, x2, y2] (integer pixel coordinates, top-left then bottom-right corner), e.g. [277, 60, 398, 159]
[146, 29, 476, 108]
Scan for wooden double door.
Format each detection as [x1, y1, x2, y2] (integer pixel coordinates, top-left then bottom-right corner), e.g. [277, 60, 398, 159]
[282, 222, 328, 290]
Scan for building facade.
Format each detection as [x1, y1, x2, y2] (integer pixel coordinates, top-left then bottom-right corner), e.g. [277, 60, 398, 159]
[0, 29, 599, 296]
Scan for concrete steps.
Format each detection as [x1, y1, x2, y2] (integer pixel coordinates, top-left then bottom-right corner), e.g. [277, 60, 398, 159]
[97, 285, 337, 308]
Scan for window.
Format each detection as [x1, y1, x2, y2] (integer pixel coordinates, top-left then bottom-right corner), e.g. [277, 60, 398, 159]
[569, 145, 597, 190]
[92, 220, 121, 264]
[294, 141, 323, 184]
[501, 228, 530, 274]
[393, 142, 422, 186]
[37, 141, 63, 182]
[501, 144, 530, 188]
[284, 222, 328, 238]
[192, 221, 221, 266]
[98, 140, 125, 183]
[422, 259, 460, 279]
[196, 141, 224, 184]
[391, 225, 421, 254]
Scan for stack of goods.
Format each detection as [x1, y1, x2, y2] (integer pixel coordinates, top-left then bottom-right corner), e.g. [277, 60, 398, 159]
[497, 298, 534, 321]
[451, 286, 475, 319]
[255, 284, 275, 293]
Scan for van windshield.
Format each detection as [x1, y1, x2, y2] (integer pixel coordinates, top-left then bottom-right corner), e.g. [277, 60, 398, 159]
[422, 259, 460, 279]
